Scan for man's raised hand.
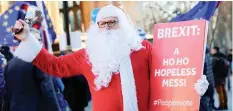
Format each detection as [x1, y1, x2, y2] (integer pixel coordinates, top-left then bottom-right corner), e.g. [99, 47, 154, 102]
[11, 19, 29, 41]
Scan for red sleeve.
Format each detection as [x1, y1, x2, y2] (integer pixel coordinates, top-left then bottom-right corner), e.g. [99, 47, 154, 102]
[33, 48, 87, 78]
[142, 40, 153, 74]
[142, 40, 153, 106]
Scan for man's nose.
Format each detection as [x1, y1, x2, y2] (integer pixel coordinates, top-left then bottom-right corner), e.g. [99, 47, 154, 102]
[104, 23, 110, 30]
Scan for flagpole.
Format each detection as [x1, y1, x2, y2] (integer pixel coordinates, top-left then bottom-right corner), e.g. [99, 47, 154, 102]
[63, 1, 72, 52]
[36, 1, 53, 54]
[210, 5, 221, 47]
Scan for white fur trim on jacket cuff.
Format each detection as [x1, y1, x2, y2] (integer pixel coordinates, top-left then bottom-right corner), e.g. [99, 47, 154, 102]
[14, 33, 42, 62]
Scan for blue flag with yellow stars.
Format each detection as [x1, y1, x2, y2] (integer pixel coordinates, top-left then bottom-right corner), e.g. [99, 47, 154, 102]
[0, 2, 28, 46]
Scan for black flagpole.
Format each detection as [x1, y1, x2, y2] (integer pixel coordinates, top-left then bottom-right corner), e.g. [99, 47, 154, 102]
[63, 1, 71, 51]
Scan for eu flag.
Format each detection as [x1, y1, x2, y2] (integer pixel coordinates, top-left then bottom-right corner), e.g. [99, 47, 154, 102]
[0, 2, 29, 46]
[170, 1, 220, 22]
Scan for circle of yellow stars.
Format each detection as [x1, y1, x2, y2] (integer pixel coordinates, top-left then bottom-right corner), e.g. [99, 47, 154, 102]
[2, 5, 20, 33]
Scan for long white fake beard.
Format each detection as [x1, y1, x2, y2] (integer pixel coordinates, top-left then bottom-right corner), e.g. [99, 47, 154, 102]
[86, 27, 143, 90]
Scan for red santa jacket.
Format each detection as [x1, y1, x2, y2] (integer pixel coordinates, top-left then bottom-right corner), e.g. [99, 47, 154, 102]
[16, 39, 152, 111]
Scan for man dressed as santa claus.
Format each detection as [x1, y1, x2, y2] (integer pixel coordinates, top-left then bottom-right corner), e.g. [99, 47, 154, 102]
[12, 5, 209, 111]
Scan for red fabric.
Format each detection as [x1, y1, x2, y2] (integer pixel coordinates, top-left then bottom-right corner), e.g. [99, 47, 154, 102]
[21, 4, 29, 11]
[33, 40, 152, 111]
[32, 23, 42, 30]
[217, 1, 221, 8]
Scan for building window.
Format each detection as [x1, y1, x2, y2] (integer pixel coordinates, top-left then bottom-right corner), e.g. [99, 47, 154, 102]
[59, 1, 82, 32]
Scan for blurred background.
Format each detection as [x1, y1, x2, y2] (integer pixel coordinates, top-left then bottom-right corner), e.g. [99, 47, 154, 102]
[0, 1, 232, 111]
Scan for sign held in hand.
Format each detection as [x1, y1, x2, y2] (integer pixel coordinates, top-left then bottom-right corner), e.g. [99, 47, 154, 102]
[149, 20, 208, 111]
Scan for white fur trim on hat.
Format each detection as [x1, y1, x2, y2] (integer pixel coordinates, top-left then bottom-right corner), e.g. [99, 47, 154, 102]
[96, 5, 120, 23]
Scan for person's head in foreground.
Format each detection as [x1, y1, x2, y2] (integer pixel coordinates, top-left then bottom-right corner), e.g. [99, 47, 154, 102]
[211, 46, 219, 55]
[228, 49, 232, 54]
[86, 5, 144, 90]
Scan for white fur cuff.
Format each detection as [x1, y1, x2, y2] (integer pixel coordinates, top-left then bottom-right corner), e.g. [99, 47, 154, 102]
[14, 33, 42, 62]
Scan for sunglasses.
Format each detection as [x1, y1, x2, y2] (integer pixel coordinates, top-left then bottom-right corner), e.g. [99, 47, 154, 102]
[97, 20, 118, 28]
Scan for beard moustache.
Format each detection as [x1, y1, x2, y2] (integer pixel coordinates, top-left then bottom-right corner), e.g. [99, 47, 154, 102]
[86, 26, 143, 90]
